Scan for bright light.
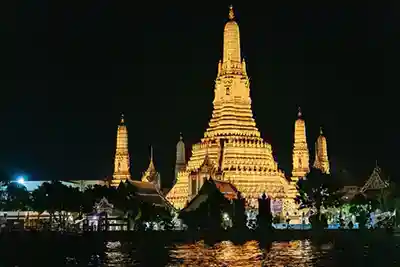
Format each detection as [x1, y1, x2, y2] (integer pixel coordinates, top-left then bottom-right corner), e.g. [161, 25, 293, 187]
[223, 212, 230, 220]
[17, 176, 25, 184]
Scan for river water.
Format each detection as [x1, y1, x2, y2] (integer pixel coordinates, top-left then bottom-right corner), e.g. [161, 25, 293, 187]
[1, 234, 399, 266]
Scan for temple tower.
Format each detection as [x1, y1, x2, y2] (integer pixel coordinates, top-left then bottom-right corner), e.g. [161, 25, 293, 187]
[313, 127, 330, 174]
[167, 6, 290, 210]
[175, 133, 186, 183]
[141, 146, 161, 190]
[111, 114, 131, 187]
[292, 108, 310, 178]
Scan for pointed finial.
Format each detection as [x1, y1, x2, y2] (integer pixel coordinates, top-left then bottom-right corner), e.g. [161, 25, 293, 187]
[150, 145, 153, 161]
[120, 113, 125, 124]
[375, 159, 378, 167]
[228, 5, 235, 20]
[179, 132, 183, 141]
[320, 127, 323, 135]
[297, 107, 302, 117]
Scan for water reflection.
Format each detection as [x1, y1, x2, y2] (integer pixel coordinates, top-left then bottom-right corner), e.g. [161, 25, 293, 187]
[61, 237, 398, 266]
[104, 241, 138, 266]
[264, 240, 317, 266]
[169, 240, 261, 266]
[169, 239, 318, 266]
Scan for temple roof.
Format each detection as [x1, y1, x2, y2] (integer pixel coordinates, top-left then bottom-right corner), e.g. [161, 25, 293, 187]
[129, 180, 157, 193]
[181, 179, 239, 213]
[213, 180, 239, 197]
[128, 180, 174, 210]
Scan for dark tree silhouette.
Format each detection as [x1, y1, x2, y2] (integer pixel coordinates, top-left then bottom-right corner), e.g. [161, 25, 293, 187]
[4, 182, 31, 219]
[349, 193, 374, 229]
[296, 168, 344, 230]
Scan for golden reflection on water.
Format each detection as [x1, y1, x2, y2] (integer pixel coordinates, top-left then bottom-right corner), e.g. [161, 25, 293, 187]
[104, 241, 139, 266]
[169, 239, 317, 267]
[265, 240, 317, 266]
[169, 240, 262, 266]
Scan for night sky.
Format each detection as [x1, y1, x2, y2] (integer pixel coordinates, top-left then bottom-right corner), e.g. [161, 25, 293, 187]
[1, 2, 398, 185]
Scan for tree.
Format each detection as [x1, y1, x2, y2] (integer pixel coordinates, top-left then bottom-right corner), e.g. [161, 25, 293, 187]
[0, 168, 10, 186]
[296, 168, 344, 229]
[349, 194, 374, 229]
[4, 182, 31, 220]
[31, 181, 76, 230]
[31, 182, 50, 221]
[378, 181, 396, 211]
[0, 169, 11, 210]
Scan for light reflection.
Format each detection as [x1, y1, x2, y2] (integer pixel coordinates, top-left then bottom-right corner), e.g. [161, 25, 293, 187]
[104, 241, 137, 266]
[170, 239, 321, 267]
[170, 240, 263, 266]
[263, 239, 317, 266]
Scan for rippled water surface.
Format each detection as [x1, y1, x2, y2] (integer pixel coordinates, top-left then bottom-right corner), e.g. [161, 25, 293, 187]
[1, 234, 400, 266]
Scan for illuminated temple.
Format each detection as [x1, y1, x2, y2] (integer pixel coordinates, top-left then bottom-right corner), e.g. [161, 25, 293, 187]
[166, 7, 298, 214]
[292, 108, 310, 179]
[111, 114, 131, 187]
[313, 128, 330, 174]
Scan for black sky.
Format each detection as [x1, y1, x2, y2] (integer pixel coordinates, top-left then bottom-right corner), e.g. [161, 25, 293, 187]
[0, 2, 398, 184]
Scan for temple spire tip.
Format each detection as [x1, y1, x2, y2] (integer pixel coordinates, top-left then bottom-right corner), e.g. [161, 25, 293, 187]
[297, 107, 302, 117]
[179, 132, 183, 141]
[229, 5, 235, 20]
[120, 113, 125, 124]
[320, 127, 323, 135]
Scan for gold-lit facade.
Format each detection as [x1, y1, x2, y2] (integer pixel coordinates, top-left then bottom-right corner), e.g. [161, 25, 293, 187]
[166, 7, 295, 212]
[313, 127, 330, 174]
[111, 114, 131, 187]
[292, 108, 310, 178]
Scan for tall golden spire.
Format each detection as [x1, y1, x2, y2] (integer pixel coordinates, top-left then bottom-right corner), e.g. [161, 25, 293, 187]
[207, 5, 257, 138]
[111, 114, 131, 187]
[222, 5, 241, 66]
[313, 127, 330, 174]
[292, 107, 310, 178]
[167, 7, 290, 212]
